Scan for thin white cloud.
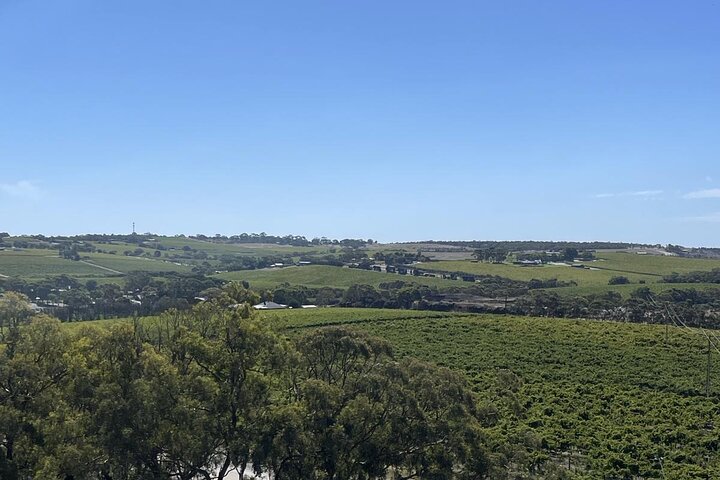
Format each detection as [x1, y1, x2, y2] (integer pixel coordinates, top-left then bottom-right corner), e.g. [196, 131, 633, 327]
[681, 212, 720, 223]
[0, 180, 43, 200]
[706, 176, 713, 182]
[629, 190, 663, 197]
[683, 188, 720, 199]
[593, 190, 663, 199]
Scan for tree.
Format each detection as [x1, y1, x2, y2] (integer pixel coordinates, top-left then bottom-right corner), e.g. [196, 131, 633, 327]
[342, 284, 381, 307]
[0, 292, 33, 347]
[222, 281, 260, 306]
[258, 328, 492, 479]
[562, 248, 579, 261]
[0, 316, 70, 479]
[608, 276, 630, 285]
[473, 247, 508, 263]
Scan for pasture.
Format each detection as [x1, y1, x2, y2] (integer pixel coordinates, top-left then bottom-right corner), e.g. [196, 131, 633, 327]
[416, 251, 720, 294]
[82, 252, 194, 274]
[0, 249, 107, 278]
[215, 265, 463, 290]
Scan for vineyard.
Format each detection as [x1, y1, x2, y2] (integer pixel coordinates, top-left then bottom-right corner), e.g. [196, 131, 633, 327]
[59, 307, 720, 478]
[260, 308, 720, 479]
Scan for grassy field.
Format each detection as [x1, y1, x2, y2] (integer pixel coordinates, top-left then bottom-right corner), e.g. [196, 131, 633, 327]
[417, 258, 658, 285]
[0, 249, 106, 278]
[593, 251, 720, 276]
[82, 252, 194, 274]
[68, 307, 720, 478]
[0, 248, 194, 281]
[6, 240, 720, 301]
[215, 265, 464, 290]
[416, 251, 720, 294]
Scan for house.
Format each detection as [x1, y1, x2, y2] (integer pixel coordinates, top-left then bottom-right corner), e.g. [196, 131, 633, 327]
[253, 301, 288, 310]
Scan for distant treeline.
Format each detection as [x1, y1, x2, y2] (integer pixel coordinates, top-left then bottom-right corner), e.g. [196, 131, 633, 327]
[508, 287, 720, 329]
[9, 233, 374, 248]
[663, 268, 720, 284]
[1, 272, 224, 321]
[191, 233, 372, 247]
[403, 240, 656, 250]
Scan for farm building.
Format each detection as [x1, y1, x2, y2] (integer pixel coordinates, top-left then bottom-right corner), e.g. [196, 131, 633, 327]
[253, 301, 288, 310]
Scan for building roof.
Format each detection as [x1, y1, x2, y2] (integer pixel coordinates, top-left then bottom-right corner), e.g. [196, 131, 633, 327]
[253, 301, 288, 310]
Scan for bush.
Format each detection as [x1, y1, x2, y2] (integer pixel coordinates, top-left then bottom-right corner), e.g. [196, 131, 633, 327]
[608, 276, 630, 285]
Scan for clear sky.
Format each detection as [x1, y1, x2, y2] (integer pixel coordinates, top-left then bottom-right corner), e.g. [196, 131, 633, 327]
[1, 1, 719, 245]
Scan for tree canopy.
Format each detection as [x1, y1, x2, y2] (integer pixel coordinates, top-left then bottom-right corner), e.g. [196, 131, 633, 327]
[0, 298, 499, 479]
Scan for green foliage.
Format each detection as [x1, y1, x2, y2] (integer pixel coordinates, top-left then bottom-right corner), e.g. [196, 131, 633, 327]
[1, 305, 495, 479]
[608, 275, 630, 285]
[277, 310, 720, 479]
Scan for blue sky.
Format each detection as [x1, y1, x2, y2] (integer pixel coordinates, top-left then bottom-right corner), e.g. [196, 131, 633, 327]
[1, 1, 719, 245]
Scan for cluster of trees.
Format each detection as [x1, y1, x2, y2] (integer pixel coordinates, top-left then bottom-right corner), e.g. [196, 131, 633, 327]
[428, 240, 655, 251]
[473, 247, 511, 263]
[1, 293, 504, 479]
[511, 287, 720, 329]
[371, 251, 428, 265]
[1, 267, 578, 321]
[473, 247, 595, 264]
[265, 277, 537, 310]
[191, 233, 373, 248]
[1, 273, 225, 321]
[663, 268, 720, 284]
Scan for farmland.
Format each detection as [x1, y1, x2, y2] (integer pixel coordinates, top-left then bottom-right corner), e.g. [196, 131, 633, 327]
[70, 307, 720, 478]
[5, 235, 720, 300]
[416, 251, 720, 296]
[0, 249, 109, 278]
[271, 309, 720, 478]
[215, 264, 463, 290]
[0, 248, 191, 280]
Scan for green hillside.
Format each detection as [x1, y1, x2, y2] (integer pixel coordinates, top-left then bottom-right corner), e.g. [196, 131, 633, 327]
[215, 265, 462, 290]
[416, 251, 720, 293]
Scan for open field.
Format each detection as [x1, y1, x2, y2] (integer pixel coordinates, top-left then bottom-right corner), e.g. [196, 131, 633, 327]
[83, 252, 194, 274]
[215, 265, 464, 290]
[0, 248, 195, 280]
[0, 249, 107, 278]
[417, 251, 720, 293]
[593, 251, 720, 276]
[417, 258, 659, 285]
[65, 307, 720, 478]
[5, 240, 720, 302]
